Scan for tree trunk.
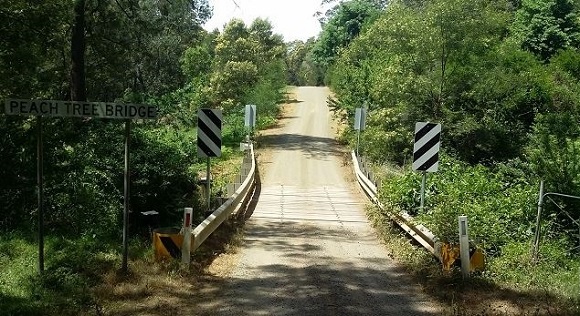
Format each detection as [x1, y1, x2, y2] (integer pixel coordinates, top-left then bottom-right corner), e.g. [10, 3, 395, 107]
[70, 0, 87, 101]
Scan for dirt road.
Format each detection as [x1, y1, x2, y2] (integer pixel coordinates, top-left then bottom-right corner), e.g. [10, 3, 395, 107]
[208, 87, 439, 315]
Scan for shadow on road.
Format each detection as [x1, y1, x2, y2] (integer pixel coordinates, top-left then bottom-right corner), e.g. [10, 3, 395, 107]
[201, 218, 439, 316]
[258, 133, 343, 159]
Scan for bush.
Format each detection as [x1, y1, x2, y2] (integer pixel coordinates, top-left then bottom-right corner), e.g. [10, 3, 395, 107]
[380, 154, 537, 252]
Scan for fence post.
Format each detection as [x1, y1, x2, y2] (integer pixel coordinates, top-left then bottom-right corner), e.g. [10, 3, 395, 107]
[458, 215, 470, 278]
[532, 180, 544, 263]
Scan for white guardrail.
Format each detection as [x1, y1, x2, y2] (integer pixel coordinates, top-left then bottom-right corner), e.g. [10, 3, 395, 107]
[191, 142, 256, 251]
[351, 151, 442, 262]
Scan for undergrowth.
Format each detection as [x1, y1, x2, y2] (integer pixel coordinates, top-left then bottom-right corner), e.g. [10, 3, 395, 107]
[363, 153, 580, 314]
[366, 203, 580, 315]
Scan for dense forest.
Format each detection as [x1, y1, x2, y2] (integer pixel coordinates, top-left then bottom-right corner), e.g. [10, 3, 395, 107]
[2, 0, 580, 313]
[0, 0, 287, 234]
[0, 1, 287, 313]
[310, 0, 580, 302]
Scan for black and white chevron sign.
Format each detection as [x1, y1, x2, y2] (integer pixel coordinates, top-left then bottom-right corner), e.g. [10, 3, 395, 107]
[197, 109, 222, 158]
[412, 122, 441, 172]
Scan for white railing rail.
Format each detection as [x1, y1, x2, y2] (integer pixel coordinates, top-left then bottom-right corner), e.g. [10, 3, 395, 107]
[191, 143, 256, 251]
[351, 151, 442, 261]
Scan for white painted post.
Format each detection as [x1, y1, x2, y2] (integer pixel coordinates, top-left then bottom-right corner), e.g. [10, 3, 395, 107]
[458, 215, 470, 278]
[182, 207, 193, 265]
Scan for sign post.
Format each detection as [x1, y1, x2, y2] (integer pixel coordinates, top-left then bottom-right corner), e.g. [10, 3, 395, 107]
[37, 116, 44, 273]
[197, 109, 222, 215]
[412, 122, 441, 213]
[4, 99, 157, 274]
[122, 120, 131, 272]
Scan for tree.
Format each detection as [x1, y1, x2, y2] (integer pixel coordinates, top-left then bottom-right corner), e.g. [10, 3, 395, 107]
[312, 0, 382, 69]
[513, 0, 580, 61]
[329, 0, 567, 164]
[83, 0, 212, 100]
[0, 0, 213, 234]
[210, 18, 286, 110]
[316, 0, 388, 25]
[0, 0, 70, 99]
[286, 39, 324, 86]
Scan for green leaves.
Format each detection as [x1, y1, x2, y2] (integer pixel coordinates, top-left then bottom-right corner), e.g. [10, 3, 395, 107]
[312, 0, 382, 68]
[207, 18, 286, 114]
[512, 0, 580, 61]
[381, 155, 535, 250]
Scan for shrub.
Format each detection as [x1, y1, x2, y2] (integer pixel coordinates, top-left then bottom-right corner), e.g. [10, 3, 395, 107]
[380, 154, 537, 252]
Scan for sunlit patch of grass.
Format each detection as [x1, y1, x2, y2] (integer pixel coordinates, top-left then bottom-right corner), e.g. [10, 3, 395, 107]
[487, 241, 580, 301]
[0, 232, 156, 315]
[0, 234, 37, 298]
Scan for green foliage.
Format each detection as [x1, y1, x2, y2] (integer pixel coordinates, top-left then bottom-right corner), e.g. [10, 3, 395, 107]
[0, 233, 149, 315]
[331, 0, 580, 165]
[181, 45, 212, 80]
[512, 0, 580, 61]
[84, 0, 212, 99]
[312, 0, 382, 69]
[286, 39, 325, 86]
[0, 0, 70, 99]
[0, 1, 287, 314]
[209, 18, 286, 113]
[131, 124, 199, 227]
[488, 241, 580, 298]
[381, 155, 536, 251]
[550, 48, 580, 81]
[526, 112, 580, 230]
[210, 61, 259, 111]
[361, 107, 413, 164]
[321, 0, 580, 303]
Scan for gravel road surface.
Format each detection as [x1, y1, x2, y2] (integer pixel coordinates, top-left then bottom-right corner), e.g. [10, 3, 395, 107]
[214, 87, 439, 315]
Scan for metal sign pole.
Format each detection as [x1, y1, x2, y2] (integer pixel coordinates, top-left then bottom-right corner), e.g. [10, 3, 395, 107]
[206, 157, 211, 213]
[245, 104, 256, 141]
[356, 129, 361, 157]
[37, 116, 44, 273]
[122, 119, 131, 273]
[420, 171, 426, 213]
[354, 107, 366, 157]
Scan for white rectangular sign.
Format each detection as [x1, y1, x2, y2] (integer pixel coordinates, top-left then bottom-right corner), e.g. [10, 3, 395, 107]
[354, 108, 366, 131]
[245, 104, 256, 128]
[5, 99, 157, 119]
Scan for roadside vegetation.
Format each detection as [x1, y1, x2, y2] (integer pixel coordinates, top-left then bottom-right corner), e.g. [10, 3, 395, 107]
[309, 0, 580, 313]
[4, 0, 580, 314]
[0, 1, 286, 314]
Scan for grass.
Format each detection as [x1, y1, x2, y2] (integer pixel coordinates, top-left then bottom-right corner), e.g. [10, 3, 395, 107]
[0, 232, 114, 315]
[0, 215, 248, 315]
[0, 141, 252, 316]
[365, 203, 580, 315]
